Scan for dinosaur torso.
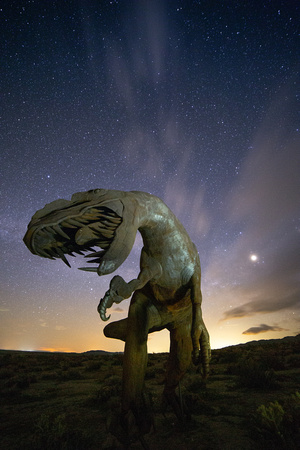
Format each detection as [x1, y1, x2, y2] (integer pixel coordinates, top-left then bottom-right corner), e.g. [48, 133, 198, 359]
[130, 191, 198, 305]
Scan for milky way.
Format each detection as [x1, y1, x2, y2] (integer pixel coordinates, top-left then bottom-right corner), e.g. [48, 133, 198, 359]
[1, 1, 299, 352]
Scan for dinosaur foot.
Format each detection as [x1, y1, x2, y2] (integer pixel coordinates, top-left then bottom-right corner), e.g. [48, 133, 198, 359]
[162, 389, 191, 424]
[122, 409, 153, 447]
[108, 406, 153, 449]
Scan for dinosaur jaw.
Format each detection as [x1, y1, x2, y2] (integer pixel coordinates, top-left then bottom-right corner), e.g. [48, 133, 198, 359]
[23, 205, 122, 271]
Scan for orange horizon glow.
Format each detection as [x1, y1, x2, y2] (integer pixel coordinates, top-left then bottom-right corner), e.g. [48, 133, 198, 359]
[1, 327, 296, 355]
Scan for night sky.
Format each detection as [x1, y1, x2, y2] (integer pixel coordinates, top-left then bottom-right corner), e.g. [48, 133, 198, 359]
[1, 0, 299, 353]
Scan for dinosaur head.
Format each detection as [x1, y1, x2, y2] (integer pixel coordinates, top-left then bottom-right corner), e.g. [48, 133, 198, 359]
[23, 189, 138, 275]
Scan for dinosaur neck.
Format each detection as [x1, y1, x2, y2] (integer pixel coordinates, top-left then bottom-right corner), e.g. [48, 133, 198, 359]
[131, 192, 178, 245]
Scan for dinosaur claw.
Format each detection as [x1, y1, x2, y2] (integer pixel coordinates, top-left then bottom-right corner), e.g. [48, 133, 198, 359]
[102, 314, 111, 321]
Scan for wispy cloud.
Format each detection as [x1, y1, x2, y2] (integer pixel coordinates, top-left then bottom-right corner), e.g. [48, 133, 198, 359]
[164, 179, 211, 239]
[55, 325, 67, 331]
[242, 324, 288, 335]
[113, 307, 124, 313]
[205, 79, 300, 327]
[222, 289, 300, 320]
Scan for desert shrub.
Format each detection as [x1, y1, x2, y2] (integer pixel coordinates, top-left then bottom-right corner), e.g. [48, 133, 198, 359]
[3, 373, 37, 390]
[14, 374, 34, 388]
[185, 392, 205, 414]
[59, 368, 83, 381]
[102, 384, 120, 401]
[105, 374, 122, 386]
[232, 357, 279, 389]
[0, 367, 15, 379]
[33, 412, 93, 450]
[185, 374, 206, 392]
[110, 355, 123, 366]
[145, 364, 165, 380]
[86, 373, 122, 408]
[258, 350, 286, 371]
[185, 391, 220, 416]
[89, 384, 121, 406]
[285, 353, 300, 368]
[257, 401, 285, 439]
[255, 393, 300, 449]
[285, 392, 300, 437]
[40, 371, 61, 381]
[34, 413, 67, 449]
[0, 351, 13, 368]
[1, 384, 20, 398]
[214, 347, 245, 365]
[85, 358, 103, 371]
[59, 360, 72, 371]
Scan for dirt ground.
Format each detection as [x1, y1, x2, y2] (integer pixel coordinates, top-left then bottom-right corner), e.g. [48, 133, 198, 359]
[1, 335, 299, 449]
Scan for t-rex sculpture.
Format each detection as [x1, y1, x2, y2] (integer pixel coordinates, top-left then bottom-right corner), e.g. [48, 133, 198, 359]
[23, 189, 210, 437]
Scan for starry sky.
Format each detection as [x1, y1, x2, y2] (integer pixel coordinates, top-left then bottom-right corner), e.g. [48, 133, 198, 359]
[1, 0, 299, 353]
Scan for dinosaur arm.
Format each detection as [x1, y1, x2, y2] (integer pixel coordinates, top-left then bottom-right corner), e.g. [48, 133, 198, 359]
[98, 249, 162, 321]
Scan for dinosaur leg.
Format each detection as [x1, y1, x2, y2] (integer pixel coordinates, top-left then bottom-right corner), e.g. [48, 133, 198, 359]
[105, 298, 162, 445]
[163, 319, 193, 421]
[121, 291, 157, 436]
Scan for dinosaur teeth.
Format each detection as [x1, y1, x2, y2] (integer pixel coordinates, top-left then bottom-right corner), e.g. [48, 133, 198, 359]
[46, 248, 59, 258]
[101, 220, 118, 230]
[86, 258, 102, 264]
[39, 227, 53, 237]
[38, 248, 54, 258]
[74, 249, 85, 255]
[61, 221, 77, 229]
[67, 218, 85, 227]
[56, 248, 71, 268]
[89, 224, 114, 238]
[78, 267, 98, 272]
[97, 241, 110, 249]
[82, 206, 122, 224]
[85, 246, 96, 252]
[51, 224, 70, 240]
[82, 212, 104, 221]
[84, 250, 105, 259]
[75, 217, 90, 224]
[105, 216, 121, 224]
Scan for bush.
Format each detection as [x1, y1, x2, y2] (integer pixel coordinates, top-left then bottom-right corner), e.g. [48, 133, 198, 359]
[85, 360, 102, 371]
[233, 357, 279, 389]
[33, 412, 93, 450]
[59, 368, 83, 381]
[255, 392, 300, 449]
[285, 353, 300, 368]
[0, 367, 14, 379]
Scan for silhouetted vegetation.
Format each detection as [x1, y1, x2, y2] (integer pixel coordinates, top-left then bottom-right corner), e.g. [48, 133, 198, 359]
[1, 335, 299, 449]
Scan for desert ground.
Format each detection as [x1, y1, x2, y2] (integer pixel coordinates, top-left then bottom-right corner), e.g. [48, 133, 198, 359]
[1, 335, 299, 449]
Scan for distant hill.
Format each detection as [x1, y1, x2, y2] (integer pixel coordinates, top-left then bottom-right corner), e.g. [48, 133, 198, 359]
[217, 334, 300, 350]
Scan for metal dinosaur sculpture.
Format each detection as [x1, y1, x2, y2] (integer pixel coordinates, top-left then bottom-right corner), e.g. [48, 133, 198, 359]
[23, 189, 210, 438]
